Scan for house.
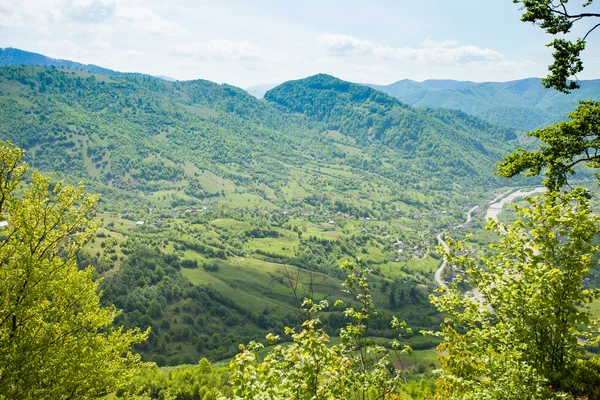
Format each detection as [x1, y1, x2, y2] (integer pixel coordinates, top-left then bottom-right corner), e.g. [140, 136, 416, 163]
[0, 221, 9, 228]
[136, 221, 145, 226]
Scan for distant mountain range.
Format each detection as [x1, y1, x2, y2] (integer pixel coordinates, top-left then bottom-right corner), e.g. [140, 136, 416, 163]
[0, 47, 122, 75]
[249, 77, 600, 132]
[0, 47, 175, 81]
[244, 83, 279, 98]
[3, 47, 599, 131]
[366, 78, 600, 131]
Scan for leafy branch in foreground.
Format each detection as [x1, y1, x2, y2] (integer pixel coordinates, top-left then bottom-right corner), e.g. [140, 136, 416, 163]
[0, 141, 148, 400]
[514, 0, 599, 93]
[224, 261, 414, 400]
[429, 189, 600, 399]
[497, 100, 600, 190]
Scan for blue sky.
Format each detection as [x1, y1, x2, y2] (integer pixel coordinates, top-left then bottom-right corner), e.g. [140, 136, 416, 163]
[1, 0, 598, 87]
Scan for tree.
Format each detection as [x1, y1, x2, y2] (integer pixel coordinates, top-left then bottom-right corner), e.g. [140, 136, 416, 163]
[0, 141, 148, 399]
[497, 100, 600, 190]
[430, 189, 600, 399]
[224, 261, 413, 400]
[498, 1, 600, 187]
[514, 0, 600, 93]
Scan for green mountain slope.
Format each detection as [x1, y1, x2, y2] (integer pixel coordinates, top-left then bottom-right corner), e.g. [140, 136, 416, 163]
[0, 66, 521, 364]
[368, 77, 600, 131]
[265, 74, 516, 184]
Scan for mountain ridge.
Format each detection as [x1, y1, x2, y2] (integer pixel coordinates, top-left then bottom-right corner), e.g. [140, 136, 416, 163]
[264, 73, 517, 183]
[4, 47, 598, 132]
[366, 77, 600, 131]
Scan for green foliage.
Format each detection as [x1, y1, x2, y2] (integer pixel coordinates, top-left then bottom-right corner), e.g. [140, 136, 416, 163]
[430, 189, 600, 399]
[0, 65, 522, 372]
[0, 65, 519, 196]
[497, 100, 600, 190]
[0, 141, 148, 399]
[117, 358, 231, 399]
[513, 0, 599, 93]
[225, 261, 418, 400]
[99, 243, 273, 362]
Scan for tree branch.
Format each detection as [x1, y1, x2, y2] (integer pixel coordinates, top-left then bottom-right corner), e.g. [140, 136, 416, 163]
[583, 22, 600, 41]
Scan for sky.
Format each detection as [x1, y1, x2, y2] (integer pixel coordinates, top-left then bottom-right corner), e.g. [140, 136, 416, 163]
[1, 0, 599, 88]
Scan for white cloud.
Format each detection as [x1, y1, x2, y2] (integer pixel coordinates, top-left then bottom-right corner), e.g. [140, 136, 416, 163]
[0, 0, 184, 38]
[92, 40, 113, 49]
[318, 34, 375, 57]
[318, 34, 504, 65]
[169, 40, 289, 63]
[0, 0, 116, 29]
[116, 5, 185, 37]
[64, 0, 116, 22]
[0, 0, 61, 29]
[66, 21, 114, 38]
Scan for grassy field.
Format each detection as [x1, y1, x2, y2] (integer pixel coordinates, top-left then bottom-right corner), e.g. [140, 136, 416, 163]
[590, 298, 600, 318]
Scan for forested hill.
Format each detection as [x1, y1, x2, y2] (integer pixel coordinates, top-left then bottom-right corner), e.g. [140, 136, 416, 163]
[0, 65, 532, 366]
[0, 66, 517, 196]
[0, 65, 522, 364]
[265, 74, 517, 182]
[366, 77, 600, 131]
[0, 66, 337, 193]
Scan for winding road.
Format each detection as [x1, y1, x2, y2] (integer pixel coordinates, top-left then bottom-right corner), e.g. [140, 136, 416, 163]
[434, 187, 546, 289]
[434, 233, 450, 289]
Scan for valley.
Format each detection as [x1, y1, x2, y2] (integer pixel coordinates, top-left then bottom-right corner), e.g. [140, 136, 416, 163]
[0, 64, 531, 365]
[0, 49, 599, 400]
[2, 0, 600, 396]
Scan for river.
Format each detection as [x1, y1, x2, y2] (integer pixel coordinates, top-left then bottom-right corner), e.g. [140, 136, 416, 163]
[434, 187, 546, 288]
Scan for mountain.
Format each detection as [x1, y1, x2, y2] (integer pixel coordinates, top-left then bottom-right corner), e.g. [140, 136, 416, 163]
[0, 67, 517, 193]
[367, 77, 600, 131]
[245, 83, 279, 98]
[0, 65, 523, 364]
[265, 74, 516, 183]
[0, 47, 121, 75]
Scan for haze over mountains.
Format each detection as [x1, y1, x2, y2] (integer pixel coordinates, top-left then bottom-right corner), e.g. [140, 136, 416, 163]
[0, 47, 173, 81]
[367, 78, 600, 131]
[0, 47, 123, 76]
